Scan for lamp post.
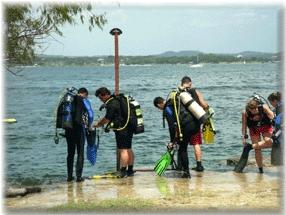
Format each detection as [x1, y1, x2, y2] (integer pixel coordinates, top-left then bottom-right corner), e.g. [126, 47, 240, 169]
[110, 28, 122, 96]
[110, 28, 122, 171]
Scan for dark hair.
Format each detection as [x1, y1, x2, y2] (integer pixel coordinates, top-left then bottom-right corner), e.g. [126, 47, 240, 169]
[268, 91, 281, 102]
[181, 76, 192, 85]
[153, 97, 165, 107]
[78, 87, 88, 95]
[95, 87, 111, 97]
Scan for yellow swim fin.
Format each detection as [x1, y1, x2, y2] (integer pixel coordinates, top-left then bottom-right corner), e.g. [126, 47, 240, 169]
[203, 118, 216, 144]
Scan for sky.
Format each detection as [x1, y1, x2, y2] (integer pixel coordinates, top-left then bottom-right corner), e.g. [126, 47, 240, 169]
[41, 2, 282, 56]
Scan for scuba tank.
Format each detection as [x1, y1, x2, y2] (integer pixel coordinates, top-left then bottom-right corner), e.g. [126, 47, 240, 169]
[54, 87, 77, 144]
[179, 91, 208, 125]
[103, 94, 144, 134]
[129, 97, 144, 134]
[56, 87, 77, 129]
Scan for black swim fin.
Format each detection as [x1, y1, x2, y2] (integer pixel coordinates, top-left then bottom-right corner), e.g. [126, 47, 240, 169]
[234, 144, 252, 173]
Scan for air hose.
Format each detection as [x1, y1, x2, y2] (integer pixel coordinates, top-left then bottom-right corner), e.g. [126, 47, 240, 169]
[172, 91, 183, 141]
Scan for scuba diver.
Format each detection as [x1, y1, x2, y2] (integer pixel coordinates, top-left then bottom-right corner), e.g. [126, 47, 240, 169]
[153, 94, 204, 178]
[63, 88, 94, 182]
[234, 94, 274, 173]
[268, 92, 283, 165]
[93, 87, 137, 178]
[268, 92, 282, 117]
[179, 76, 212, 172]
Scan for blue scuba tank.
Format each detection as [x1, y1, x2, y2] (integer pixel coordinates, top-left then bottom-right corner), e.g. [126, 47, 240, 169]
[62, 92, 74, 129]
[56, 87, 77, 129]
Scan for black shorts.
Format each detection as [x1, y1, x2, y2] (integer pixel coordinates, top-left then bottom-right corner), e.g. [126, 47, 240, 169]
[115, 129, 133, 149]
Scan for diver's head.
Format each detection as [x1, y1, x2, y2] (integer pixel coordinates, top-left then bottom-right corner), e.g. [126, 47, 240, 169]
[246, 99, 259, 114]
[181, 76, 192, 89]
[95, 87, 111, 103]
[268, 91, 281, 108]
[153, 97, 165, 110]
[78, 87, 88, 98]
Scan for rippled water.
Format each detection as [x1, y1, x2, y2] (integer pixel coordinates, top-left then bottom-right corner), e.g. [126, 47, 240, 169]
[4, 63, 281, 186]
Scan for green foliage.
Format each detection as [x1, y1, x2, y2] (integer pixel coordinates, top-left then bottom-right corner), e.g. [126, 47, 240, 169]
[4, 3, 107, 65]
[33, 53, 278, 67]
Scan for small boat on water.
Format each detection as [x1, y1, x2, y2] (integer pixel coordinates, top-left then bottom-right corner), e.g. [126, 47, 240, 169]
[189, 55, 203, 68]
[190, 63, 203, 68]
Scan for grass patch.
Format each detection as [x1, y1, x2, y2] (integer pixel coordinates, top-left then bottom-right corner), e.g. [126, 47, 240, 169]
[49, 198, 157, 212]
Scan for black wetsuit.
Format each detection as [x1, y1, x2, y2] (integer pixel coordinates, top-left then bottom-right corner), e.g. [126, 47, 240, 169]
[65, 95, 92, 179]
[164, 99, 200, 172]
[105, 96, 133, 149]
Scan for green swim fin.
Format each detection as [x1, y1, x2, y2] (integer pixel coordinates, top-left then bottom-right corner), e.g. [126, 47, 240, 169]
[234, 144, 252, 173]
[154, 150, 172, 176]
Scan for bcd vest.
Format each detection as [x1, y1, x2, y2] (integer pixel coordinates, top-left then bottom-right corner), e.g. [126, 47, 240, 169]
[107, 94, 144, 134]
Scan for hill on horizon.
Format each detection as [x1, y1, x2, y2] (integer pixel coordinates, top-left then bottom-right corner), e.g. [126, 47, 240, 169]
[157, 50, 278, 58]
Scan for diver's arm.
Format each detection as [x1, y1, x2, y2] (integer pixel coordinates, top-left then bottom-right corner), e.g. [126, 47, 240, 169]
[164, 110, 176, 142]
[241, 111, 248, 145]
[94, 117, 110, 128]
[196, 90, 209, 109]
[83, 98, 94, 127]
[263, 104, 275, 120]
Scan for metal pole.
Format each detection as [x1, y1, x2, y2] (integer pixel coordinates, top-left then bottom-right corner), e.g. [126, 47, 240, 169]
[110, 28, 122, 95]
[110, 28, 122, 171]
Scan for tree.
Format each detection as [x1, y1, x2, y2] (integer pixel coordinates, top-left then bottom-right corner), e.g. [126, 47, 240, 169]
[4, 3, 107, 67]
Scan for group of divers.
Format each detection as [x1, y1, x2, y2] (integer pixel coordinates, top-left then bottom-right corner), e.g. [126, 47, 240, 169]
[55, 76, 283, 182]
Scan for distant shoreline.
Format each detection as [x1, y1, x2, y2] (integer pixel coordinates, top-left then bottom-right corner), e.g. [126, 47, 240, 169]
[9, 50, 278, 67]
[12, 61, 280, 68]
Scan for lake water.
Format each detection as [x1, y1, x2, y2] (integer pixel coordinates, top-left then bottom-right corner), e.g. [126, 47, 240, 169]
[4, 63, 281, 186]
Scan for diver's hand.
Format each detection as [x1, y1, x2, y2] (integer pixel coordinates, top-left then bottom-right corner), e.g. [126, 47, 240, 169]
[208, 107, 215, 117]
[88, 126, 95, 131]
[167, 142, 174, 150]
[242, 136, 247, 145]
[91, 122, 99, 129]
[242, 134, 248, 145]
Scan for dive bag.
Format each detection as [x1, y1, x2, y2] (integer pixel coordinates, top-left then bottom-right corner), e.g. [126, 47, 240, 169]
[108, 94, 144, 134]
[56, 87, 77, 129]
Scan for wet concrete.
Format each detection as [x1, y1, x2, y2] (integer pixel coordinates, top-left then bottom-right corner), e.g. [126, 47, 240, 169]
[5, 166, 283, 213]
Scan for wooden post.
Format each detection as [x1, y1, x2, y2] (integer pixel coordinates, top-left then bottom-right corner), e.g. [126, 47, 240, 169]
[110, 28, 122, 171]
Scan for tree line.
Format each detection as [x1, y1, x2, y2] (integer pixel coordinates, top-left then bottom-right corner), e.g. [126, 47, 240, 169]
[32, 53, 280, 66]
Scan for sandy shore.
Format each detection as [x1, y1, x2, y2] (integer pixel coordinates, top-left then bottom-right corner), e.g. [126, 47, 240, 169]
[5, 165, 283, 214]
